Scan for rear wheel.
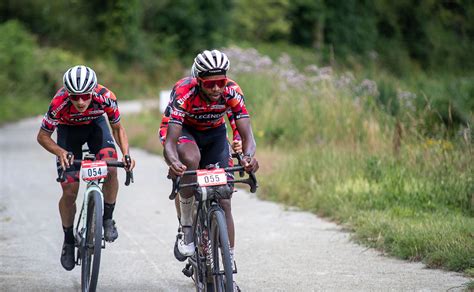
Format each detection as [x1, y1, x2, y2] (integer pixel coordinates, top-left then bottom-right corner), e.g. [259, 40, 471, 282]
[210, 210, 233, 292]
[81, 190, 103, 292]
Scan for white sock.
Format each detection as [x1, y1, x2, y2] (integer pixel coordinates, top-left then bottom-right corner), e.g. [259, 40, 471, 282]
[179, 194, 194, 226]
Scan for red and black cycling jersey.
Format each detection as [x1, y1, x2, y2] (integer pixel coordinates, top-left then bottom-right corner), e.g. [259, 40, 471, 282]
[167, 77, 249, 131]
[41, 84, 121, 133]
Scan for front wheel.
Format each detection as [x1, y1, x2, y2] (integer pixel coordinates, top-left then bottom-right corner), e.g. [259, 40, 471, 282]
[210, 209, 233, 292]
[192, 218, 211, 292]
[81, 190, 103, 292]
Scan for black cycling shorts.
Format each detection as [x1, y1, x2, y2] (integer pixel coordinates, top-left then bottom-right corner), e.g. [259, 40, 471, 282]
[181, 123, 230, 169]
[56, 115, 117, 183]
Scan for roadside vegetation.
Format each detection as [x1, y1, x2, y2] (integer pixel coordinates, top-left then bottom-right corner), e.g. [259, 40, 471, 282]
[123, 47, 473, 275]
[0, 20, 180, 124]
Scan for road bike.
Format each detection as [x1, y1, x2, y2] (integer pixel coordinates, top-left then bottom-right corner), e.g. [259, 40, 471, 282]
[169, 154, 257, 292]
[57, 152, 133, 292]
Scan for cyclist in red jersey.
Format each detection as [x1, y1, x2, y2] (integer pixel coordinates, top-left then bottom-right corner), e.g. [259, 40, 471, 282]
[37, 65, 136, 271]
[160, 92, 242, 260]
[163, 50, 259, 277]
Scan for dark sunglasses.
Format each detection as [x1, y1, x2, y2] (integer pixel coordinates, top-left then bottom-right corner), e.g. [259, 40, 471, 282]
[199, 78, 227, 89]
[69, 93, 92, 102]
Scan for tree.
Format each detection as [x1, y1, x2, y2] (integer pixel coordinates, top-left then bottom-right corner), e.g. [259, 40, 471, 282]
[323, 0, 378, 56]
[288, 0, 325, 48]
[97, 0, 146, 64]
[231, 0, 291, 42]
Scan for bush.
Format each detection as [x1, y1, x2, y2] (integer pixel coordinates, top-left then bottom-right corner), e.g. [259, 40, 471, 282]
[0, 20, 41, 94]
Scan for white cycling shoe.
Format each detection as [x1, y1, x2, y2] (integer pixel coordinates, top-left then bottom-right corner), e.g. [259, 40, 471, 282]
[177, 239, 195, 257]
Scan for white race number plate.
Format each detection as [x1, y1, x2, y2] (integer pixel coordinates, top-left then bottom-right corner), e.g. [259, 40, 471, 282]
[81, 160, 108, 181]
[196, 168, 227, 187]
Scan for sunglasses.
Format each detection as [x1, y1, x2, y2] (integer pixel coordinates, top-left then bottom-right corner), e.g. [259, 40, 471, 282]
[69, 93, 92, 102]
[199, 77, 227, 89]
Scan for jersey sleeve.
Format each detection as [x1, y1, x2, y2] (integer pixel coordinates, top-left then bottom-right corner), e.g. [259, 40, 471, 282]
[99, 87, 121, 124]
[226, 84, 249, 120]
[159, 115, 170, 145]
[40, 106, 59, 133]
[168, 79, 193, 126]
[40, 89, 67, 133]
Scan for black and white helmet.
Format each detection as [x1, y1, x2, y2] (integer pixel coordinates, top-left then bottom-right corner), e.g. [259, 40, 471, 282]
[192, 49, 230, 78]
[63, 65, 97, 94]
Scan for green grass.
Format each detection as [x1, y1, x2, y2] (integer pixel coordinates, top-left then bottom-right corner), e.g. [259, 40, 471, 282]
[258, 142, 473, 273]
[226, 47, 473, 273]
[352, 210, 473, 271]
[122, 108, 163, 155]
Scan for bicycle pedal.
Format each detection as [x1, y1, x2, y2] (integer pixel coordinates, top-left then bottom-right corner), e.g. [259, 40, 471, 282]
[182, 263, 193, 277]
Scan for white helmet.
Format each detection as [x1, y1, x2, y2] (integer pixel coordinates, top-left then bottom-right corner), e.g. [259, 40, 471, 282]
[192, 49, 230, 78]
[63, 65, 97, 94]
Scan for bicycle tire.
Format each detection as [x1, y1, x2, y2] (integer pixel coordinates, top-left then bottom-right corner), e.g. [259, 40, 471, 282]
[81, 190, 103, 292]
[210, 210, 233, 292]
[192, 218, 210, 292]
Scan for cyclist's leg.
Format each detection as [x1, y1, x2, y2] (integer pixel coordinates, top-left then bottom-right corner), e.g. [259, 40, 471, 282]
[88, 116, 118, 204]
[96, 145, 118, 205]
[57, 124, 86, 270]
[88, 116, 119, 242]
[175, 127, 200, 254]
[163, 128, 200, 222]
[57, 124, 85, 227]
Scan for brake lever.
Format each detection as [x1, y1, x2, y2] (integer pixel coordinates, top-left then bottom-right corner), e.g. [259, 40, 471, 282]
[124, 155, 134, 186]
[236, 153, 245, 177]
[169, 176, 181, 200]
[56, 171, 66, 183]
[56, 153, 73, 182]
[125, 171, 133, 186]
[248, 172, 258, 193]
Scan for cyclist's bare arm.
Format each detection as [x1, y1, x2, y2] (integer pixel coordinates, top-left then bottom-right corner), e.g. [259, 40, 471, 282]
[110, 122, 136, 171]
[164, 123, 187, 176]
[234, 118, 255, 155]
[234, 118, 258, 172]
[37, 128, 72, 170]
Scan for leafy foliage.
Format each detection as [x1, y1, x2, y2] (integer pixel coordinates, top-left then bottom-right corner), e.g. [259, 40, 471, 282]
[0, 20, 43, 95]
[231, 0, 290, 41]
[2, 0, 473, 74]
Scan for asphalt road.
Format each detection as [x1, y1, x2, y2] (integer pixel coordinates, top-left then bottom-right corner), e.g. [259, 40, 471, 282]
[0, 102, 470, 291]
